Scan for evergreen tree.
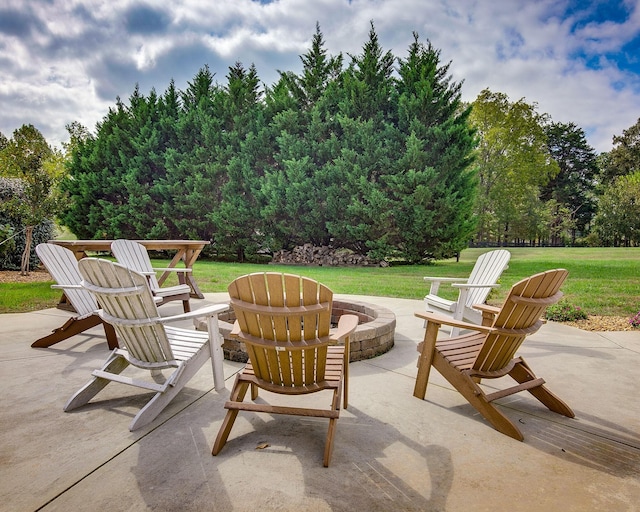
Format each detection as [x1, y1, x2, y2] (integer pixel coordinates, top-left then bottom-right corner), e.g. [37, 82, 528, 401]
[390, 34, 477, 260]
[62, 96, 135, 238]
[340, 21, 396, 123]
[278, 23, 343, 111]
[542, 122, 598, 243]
[59, 27, 481, 262]
[210, 62, 268, 261]
[162, 66, 226, 242]
[323, 23, 401, 256]
[262, 24, 343, 251]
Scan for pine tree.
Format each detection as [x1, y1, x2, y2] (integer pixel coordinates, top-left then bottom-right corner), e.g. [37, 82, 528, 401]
[262, 24, 343, 250]
[390, 33, 477, 260]
[210, 62, 269, 261]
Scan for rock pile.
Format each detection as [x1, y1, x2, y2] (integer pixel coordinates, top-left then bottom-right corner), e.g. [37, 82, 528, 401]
[271, 244, 386, 266]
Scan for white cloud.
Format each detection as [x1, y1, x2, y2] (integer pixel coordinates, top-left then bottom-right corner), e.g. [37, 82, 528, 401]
[0, 0, 638, 153]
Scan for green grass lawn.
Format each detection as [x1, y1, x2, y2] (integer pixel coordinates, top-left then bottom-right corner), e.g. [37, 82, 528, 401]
[2, 247, 639, 316]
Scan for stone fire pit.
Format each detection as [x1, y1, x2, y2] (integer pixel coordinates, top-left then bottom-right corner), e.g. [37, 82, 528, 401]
[199, 298, 396, 363]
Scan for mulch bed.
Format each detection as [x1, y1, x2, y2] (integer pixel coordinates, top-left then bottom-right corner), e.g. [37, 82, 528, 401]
[0, 269, 53, 284]
[0, 270, 637, 332]
[560, 316, 635, 332]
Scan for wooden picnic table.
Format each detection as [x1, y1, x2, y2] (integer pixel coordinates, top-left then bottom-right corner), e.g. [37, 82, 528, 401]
[49, 240, 210, 300]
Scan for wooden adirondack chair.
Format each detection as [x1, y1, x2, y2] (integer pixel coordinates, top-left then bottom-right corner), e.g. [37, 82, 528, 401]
[32, 243, 118, 349]
[424, 249, 511, 336]
[212, 272, 359, 467]
[414, 268, 575, 441]
[63, 258, 228, 431]
[111, 239, 192, 313]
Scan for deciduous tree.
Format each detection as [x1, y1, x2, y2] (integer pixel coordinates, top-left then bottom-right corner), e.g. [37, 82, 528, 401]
[470, 89, 558, 245]
[594, 171, 640, 246]
[0, 124, 59, 273]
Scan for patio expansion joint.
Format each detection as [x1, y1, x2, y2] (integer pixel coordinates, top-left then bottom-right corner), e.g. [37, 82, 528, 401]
[34, 384, 218, 511]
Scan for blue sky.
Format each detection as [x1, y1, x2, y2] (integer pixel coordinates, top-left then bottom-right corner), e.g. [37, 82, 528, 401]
[0, 0, 638, 153]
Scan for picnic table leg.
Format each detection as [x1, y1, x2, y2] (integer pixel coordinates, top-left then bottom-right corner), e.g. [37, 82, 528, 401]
[183, 247, 205, 299]
[155, 247, 205, 299]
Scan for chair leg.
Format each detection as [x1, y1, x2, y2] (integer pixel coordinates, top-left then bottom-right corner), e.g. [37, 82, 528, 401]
[434, 356, 524, 441]
[129, 384, 181, 431]
[413, 321, 440, 399]
[32, 315, 102, 348]
[63, 352, 129, 411]
[324, 418, 337, 467]
[103, 322, 118, 350]
[130, 350, 210, 430]
[323, 387, 342, 467]
[212, 379, 251, 456]
[510, 359, 575, 418]
[343, 349, 349, 409]
[182, 299, 191, 313]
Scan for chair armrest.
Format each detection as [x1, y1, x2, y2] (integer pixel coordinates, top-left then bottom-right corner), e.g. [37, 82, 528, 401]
[473, 303, 501, 326]
[414, 310, 495, 334]
[423, 276, 467, 295]
[423, 277, 467, 283]
[473, 304, 500, 314]
[330, 314, 359, 342]
[51, 284, 83, 290]
[451, 283, 499, 290]
[152, 267, 192, 273]
[156, 303, 228, 324]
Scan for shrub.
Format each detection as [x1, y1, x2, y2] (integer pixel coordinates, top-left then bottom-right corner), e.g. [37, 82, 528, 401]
[545, 300, 588, 322]
[630, 311, 640, 329]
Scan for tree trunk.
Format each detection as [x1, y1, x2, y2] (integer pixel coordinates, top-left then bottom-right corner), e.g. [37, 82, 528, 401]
[20, 225, 34, 276]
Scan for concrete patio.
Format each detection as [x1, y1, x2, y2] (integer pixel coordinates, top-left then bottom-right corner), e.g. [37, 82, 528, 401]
[1, 293, 639, 511]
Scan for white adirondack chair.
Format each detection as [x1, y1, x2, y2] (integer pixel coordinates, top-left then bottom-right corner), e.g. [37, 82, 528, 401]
[424, 249, 511, 337]
[111, 239, 192, 313]
[33, 243, 117, 349]
[64, 258, 228, 431]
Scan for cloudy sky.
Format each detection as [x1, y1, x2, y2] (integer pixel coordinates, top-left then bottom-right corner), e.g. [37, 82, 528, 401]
[1, 0, 639, 153]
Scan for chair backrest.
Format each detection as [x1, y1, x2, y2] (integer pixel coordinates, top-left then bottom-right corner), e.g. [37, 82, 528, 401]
[36, 243, 98, 317]
[473, 268, 568, 373]
[465, 249, 511, 308]
[78, 258, 176, 367]
[228, 272, 333, 389]
[111, 239, 160, 290]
